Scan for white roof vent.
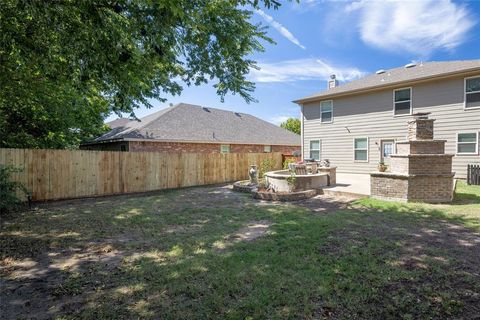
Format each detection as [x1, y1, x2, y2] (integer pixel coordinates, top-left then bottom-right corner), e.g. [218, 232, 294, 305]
[404, 63, 417, 68]
[375, 69, 386, 75]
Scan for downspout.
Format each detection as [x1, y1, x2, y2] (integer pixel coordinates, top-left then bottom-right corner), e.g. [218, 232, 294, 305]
[300, 104, 304, 161]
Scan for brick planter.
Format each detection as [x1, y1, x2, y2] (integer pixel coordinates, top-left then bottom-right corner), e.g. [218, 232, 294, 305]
[233, 180, 258, 193]
[252, 189, 317, 201]
[317, 166, 336, 185]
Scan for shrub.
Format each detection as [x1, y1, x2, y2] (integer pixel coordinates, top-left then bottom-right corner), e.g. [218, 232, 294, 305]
[259, 158, 276, 178]
[286, 171, 297, 192]
[0, 165, 28, 215]
[283, 158, 296, 170]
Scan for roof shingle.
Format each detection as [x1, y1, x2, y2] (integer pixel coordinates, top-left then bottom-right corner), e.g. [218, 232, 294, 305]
[94, 103, 300, 146]
[295, 60, 480, 103]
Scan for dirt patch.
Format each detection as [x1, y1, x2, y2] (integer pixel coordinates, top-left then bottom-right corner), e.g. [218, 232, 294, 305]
[296, 194, 353, 213]
[229, 220, 272, 242]
[2, 183, 479, 319]
[214, 220, 272, 252]
[0, 241, 126, 320]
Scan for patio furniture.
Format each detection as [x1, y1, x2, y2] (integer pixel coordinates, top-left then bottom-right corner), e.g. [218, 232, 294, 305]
[294, 164, 307, 175]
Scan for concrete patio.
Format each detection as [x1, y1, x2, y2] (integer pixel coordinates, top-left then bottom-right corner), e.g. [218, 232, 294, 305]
[322, 173, 371, 198]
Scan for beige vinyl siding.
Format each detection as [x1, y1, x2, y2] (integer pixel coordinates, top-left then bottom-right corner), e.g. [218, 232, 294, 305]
[302, 75, 480, 178]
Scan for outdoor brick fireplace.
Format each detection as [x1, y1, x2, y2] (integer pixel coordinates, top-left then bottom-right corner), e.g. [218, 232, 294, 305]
[370, 114, 454, 203]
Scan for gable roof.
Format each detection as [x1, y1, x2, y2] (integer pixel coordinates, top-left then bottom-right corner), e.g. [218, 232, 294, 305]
[294, 60, 480, 104]
[89, 103, 300, 146]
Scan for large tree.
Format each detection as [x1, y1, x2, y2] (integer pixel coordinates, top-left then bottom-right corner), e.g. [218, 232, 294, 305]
[0, 0, 287, 148]
[280, 117, 300, 135]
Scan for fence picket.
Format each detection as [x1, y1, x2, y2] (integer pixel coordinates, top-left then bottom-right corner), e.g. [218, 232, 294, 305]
[467, 164, 480, 185]
[0, 148, 282, 201]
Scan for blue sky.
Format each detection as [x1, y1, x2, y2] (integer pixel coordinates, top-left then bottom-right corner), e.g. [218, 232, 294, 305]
[108, 0, 480, 125]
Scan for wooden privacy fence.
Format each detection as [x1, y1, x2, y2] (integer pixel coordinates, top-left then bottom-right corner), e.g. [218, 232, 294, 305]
[0, 148, 282, 201]
[467, 164, 480, 185]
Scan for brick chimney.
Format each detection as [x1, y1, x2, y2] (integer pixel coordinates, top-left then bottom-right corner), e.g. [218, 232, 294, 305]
[327, 74, 338, 89]
[407, 113, 434, 140]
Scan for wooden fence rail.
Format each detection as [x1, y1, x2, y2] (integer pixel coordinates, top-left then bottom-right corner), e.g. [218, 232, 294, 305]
[0, 148, 282, 201]
[467, 164, 480, 185]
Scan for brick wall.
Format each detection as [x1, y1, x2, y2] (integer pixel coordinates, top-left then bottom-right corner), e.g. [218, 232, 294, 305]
[407, 155, 453, 175]
[127, 141, 300, 154]
[272, 145, 301, 154]
[396, 141, 445, 155]
[408, 175, 454, 202]
[371, 173, 454, 203]
[389, 156, 409, 174]
[390, 155, 453, 175]
[129, 141, 219, 153]
[81, 141, 129, 151]
[82, 140, 300, 154]
[407, 119, 434, 140]
[371, 174, 409, 200]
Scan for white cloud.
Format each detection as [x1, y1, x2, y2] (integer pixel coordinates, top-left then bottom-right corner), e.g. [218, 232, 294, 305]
[256, 9, 306, 50]
[346, 0, 475, 55]
[269, 115, 291, 125]
[249, 58, 365, 83]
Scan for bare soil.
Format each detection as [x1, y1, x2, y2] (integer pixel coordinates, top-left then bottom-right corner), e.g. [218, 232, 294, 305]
[1, 183, 479, 319]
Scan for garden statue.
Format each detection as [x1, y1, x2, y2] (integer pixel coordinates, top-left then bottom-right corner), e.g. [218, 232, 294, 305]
[249, 165, 258, 185]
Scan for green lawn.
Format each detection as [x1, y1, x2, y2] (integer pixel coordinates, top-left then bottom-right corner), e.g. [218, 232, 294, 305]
[1, 182, 479, 319]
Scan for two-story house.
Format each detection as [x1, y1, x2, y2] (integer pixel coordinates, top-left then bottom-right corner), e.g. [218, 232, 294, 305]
[294, 60, 480, 178]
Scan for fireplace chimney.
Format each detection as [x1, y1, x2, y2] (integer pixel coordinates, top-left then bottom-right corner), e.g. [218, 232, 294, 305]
[407, 112, 434, 140]
[328, 74, 338, 89]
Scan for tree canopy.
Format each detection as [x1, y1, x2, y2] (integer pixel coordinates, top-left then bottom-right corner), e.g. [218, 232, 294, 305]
[0, 0, 287, 148]
[280, 117, 300, 135]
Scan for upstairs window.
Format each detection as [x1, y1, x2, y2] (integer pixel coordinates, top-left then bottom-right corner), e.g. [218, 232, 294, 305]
[310, 140, 320, 160]
[354, 138, 369, 161]
[320, 100, 333, 123]
[393, 88, 412, 115]
[220, 145, 230, 153]
[465, 76, 480, 109]
[457, 132, 478, 155]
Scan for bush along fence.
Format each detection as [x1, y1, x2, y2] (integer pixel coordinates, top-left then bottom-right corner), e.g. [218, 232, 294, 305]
[0, 148, 282, 201]
[467, 164, 480, 185]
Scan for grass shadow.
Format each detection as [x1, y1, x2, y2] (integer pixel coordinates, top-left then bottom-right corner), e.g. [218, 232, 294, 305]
[1, 183, 479, 319]
[452, 180, 480, 205]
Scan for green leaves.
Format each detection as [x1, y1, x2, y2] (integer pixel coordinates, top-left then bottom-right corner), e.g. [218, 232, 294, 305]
[280, 118, 301, 135]
[0, 0, 285, 148]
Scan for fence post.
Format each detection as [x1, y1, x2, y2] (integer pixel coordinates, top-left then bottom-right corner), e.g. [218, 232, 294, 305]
[468, 164, 471, 185]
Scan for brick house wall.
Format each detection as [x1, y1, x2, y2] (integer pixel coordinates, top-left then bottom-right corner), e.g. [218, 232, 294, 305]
[81, 141, 129, 151]
[82, 140, 300, 154]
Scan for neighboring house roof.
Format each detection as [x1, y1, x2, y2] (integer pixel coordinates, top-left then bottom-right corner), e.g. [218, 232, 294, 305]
[295, 60, 480, 104]
[88, 103, 300, 146]
[106, 118, 133, 129]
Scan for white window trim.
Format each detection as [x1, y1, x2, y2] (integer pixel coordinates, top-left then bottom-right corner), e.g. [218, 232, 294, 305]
[220, 144, 230, 153]
[353, 137, 369, 162]
[380, 139, 396, 159]
[456, 132, 479, 155]
[393, 87, 413, 117]
[320, 100, 333, 124]
[309, 140, 321, 160]
[464, 75, 480, 110]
